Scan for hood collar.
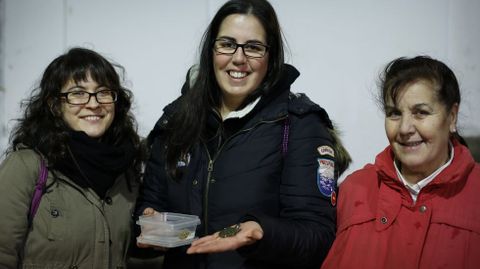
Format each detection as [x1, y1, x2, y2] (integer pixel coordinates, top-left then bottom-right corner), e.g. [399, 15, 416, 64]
[375, 139, 475, 192]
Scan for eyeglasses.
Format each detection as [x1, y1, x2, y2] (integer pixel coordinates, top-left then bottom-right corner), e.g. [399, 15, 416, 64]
[59, 89, 118, 105]
[213, 38, 269, 58]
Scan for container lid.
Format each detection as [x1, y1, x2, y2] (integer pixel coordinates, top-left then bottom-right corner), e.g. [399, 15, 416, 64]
[136, 212, 201, 230]
[137, 235, 197, 248]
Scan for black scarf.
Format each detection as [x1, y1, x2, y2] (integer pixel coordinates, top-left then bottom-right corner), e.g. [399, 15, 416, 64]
[54, 131, 135, 198]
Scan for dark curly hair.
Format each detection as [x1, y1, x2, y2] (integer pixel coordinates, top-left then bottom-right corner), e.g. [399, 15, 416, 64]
[8, 47, 144, 175]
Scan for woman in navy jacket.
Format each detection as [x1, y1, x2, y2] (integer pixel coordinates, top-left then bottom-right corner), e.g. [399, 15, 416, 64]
[135, 0, 351, 268]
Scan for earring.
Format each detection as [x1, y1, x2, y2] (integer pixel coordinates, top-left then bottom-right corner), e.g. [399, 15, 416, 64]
[451, 127, 457, 133]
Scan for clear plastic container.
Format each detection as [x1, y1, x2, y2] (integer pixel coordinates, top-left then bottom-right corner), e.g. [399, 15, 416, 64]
[136, 212, 201, 248]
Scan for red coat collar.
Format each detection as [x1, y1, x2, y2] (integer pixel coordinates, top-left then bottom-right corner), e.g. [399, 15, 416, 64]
[373, 140, 476, 226]
[374, 139, 475, 189]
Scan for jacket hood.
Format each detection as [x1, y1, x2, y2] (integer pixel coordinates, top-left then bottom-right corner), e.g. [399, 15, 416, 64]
[147, 64, 301, 144]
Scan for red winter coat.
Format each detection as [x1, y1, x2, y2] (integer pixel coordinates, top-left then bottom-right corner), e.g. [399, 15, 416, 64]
[321, 140, 480, 269]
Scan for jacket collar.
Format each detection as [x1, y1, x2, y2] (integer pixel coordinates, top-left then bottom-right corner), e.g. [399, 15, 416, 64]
[148, 64, 300, 143]
[375, 139, 475, 189]
[374, 140, 476, 223]
[222, 96, 262, 121]
[242, 64, 299, 122]
[209, 64, 300, 130]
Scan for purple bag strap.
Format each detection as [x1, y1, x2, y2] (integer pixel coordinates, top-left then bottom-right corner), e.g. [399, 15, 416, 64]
[28, 158, 48, 225]
[282, 117, 290, 156]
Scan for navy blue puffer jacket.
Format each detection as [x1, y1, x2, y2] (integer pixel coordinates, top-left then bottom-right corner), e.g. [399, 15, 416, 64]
[136, 64, 338, 269]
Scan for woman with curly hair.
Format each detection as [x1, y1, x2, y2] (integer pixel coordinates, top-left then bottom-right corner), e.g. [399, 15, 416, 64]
[0, 47, 144, 268]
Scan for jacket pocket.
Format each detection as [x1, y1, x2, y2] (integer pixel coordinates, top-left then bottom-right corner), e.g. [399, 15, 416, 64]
[46, 200, 67, 241]
[338, 213, 376, 233]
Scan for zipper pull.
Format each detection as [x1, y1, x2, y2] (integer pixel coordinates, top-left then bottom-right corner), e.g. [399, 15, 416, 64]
[208, 160, 213, 172]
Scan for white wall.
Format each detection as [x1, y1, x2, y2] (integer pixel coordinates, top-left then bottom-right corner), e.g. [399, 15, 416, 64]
[0, 0, 5, 155]
[1, 0, 479, 181]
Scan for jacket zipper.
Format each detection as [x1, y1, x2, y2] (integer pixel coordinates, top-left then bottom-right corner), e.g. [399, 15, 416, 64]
[203, 159, 214, 235]
[201, 115, 287, 235]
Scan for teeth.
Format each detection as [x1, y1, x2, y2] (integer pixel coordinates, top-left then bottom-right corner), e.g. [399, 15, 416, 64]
[229, 71, 247, 78]
[403, 141, 422, 146]
[84, 116, 101, 121]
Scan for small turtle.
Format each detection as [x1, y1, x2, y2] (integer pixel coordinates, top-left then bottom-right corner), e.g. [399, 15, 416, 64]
[218, 223, 241, 238]
[178, 230, 191, 240]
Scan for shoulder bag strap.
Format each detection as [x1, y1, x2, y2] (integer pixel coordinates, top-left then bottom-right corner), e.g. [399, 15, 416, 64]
[28, 158, 48, 227]
[18, 158, 48, 266]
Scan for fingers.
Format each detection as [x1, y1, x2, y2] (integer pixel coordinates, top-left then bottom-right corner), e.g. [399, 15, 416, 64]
[244, 221, 263, 241]
[137, 209, 168, 251]
[187, 233, 237, 254]
[187, 221, 263, 254]
[189, 234, 218, 247]
[137, 241, 167, 251]
[250, 228, 263, 241]
[153, 246, 168, 251]
[143, 207, 156, 216]
[136, 241, 153, 248]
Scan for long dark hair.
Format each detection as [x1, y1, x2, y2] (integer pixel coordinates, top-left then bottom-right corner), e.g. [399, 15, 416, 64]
[165, 0, 285, 178]
[378, 55, 467, 146]
[8, 47, 144, 175]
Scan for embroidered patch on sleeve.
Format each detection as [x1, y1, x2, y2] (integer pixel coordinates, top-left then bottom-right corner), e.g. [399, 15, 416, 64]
[317, 145, 335, 158]
[331, 191, 337, 206]
[316, 158, 335, 197]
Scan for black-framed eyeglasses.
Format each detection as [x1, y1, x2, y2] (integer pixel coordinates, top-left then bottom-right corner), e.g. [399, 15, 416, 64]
[59, 89, 118, 105]
[213, 38, 269, 58]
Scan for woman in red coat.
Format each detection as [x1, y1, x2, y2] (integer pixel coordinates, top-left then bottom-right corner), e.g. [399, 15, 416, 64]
[321, 56, 480, 269]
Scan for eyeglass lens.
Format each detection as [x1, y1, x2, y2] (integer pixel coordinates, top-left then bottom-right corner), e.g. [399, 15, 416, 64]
[214, 39, 267, 58]
[65, 90, 117, 105]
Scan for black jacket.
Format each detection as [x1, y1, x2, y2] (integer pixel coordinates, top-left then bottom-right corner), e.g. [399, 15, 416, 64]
[136, 64, 337, 269]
